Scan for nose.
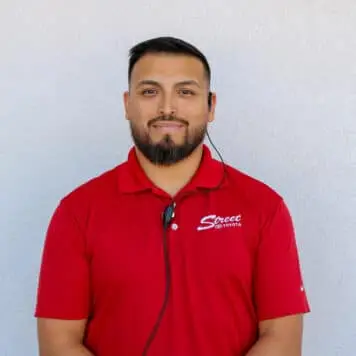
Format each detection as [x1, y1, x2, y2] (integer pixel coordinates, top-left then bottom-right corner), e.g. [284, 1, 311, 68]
[158, 94, 177, 116]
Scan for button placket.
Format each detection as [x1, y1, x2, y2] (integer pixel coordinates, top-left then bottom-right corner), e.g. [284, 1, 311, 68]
[170, 201, 178, 231]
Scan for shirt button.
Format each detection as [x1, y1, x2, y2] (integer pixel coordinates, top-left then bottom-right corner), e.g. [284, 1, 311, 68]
[171, 223, 179, 231]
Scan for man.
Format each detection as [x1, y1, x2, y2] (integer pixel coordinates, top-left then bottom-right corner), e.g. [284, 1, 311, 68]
[35, 36, 310, 356]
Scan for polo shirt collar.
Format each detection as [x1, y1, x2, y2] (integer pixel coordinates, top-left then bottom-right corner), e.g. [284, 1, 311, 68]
[118, 144, 226, 194]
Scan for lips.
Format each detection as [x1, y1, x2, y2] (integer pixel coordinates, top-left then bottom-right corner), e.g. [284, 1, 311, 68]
[152, 121, 184, 128]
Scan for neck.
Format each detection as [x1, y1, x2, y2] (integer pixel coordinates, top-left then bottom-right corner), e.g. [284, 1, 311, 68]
[135, 145, 204, 197]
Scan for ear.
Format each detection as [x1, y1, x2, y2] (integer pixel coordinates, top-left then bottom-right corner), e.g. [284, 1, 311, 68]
[123, 91, 130, 120]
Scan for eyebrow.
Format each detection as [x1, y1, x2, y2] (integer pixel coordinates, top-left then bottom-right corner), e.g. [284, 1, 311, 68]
[135, 79, 201, 89]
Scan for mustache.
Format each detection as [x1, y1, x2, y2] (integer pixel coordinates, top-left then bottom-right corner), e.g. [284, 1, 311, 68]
[148, 115, 188, 126]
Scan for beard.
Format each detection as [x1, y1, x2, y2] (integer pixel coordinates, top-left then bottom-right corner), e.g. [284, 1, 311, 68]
[129, 116, 207, 166]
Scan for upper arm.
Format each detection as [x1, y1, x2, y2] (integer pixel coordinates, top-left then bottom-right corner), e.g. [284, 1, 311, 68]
[254, 199, 310, 321]
[35, 200, 90, 320]
[258, 314, 304, 353]
[37, 318, 88, 355]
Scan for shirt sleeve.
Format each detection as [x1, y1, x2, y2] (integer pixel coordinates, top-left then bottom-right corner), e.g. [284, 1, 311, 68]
[254, 199, 310, 321]
[35, 200, 90, 319]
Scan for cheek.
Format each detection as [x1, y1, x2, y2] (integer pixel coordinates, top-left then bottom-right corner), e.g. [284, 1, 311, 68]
[179, 100, 208, 118]
[184, 108, 209, 125]
[128, 102, 156, 122]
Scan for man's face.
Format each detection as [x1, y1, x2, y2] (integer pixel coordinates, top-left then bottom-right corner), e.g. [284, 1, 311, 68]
[124, 53, 215, 165]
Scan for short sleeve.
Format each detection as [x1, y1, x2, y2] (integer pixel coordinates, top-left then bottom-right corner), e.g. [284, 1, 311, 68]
[35, 200, 90, 319]
[254, 199, 310, 321]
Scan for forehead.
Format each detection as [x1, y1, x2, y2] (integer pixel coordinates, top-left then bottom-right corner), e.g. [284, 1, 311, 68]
[130, 53, 207, 86]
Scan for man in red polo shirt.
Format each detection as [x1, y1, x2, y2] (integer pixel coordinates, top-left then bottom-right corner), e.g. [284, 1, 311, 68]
[35, 37, 310, 356]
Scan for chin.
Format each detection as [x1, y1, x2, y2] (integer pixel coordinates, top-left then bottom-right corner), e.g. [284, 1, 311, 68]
[152, 135, 183, 146]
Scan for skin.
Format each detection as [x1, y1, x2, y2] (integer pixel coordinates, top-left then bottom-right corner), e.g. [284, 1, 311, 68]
[124, 53, 217, 196]
[246, 315, 304, 356]
[37, 53, 303, 355]
[37, 318, 93, 356]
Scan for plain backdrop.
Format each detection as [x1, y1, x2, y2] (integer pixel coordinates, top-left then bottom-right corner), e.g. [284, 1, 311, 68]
[1, 1, 355, 355]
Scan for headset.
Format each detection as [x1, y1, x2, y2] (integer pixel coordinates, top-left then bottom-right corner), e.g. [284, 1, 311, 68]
[208, 91, 213, 110]
[141, 92, 226, 356]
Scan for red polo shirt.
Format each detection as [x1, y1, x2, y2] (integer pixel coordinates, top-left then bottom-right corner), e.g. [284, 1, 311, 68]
[35, 145, 310, 356]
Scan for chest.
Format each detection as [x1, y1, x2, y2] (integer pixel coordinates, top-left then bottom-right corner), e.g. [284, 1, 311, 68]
[86, 193, 260, 295]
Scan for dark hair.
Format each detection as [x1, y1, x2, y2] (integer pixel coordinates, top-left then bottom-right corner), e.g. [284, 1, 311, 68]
[128, 36, 211, 84]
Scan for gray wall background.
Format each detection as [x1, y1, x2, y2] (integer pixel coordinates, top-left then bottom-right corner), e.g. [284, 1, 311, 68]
[1, 1, 355, 355]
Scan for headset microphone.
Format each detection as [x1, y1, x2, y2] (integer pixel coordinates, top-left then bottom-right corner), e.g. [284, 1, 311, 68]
[142, 202, 175, 356]
[162, 203, 175, 229]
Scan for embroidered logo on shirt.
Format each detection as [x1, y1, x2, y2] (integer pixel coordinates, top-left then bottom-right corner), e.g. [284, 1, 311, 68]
[197, 214, 242, 231]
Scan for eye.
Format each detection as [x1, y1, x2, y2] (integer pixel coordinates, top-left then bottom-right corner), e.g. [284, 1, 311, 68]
[142, 88, 158, 96]
[178, 89, 195, 96]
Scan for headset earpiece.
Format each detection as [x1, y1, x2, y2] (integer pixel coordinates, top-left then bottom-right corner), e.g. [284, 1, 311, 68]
[208, 92, 212, 111]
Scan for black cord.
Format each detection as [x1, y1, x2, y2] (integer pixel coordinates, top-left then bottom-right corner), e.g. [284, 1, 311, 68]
[206, 130, 227, 190]
[142, 226, 171, 356]
[141, 133, 225, 355]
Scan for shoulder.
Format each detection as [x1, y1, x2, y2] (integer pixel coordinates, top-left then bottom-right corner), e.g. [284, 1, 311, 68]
[58, 162, 127, 216]
[223, 163, 284, 216]
[225, 164, 282, 199]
